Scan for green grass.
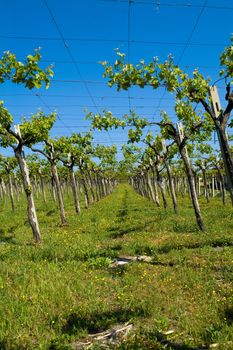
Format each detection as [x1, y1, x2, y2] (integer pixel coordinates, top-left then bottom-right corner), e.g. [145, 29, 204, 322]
[0, 184, 233, 349]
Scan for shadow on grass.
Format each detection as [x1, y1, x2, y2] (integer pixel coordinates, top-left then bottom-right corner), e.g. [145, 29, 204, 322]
[0, 341, 7, 350]
[46, 209, 56, 216]
[224, 306, 233, 325]
[0, 235, 16, 244]
[155, 330, 208, 350]
[109, 221, 155, 239]
[75, 244, 123, 261]
[29, 244, 122, 263]
[115, 189, 129, 222]
[116, 208, 128, 221]
[157, 238, 233, 254]
[0, 224, 18, 235]
[172, 222, 199, 233]
[150, 259, 233, 275]
[0, 341, 24, 350]
[121, 330, 208, 350]
[109, 226, 138, 238]
[62, 307, 150, 335]
[153, 330, 208, 350]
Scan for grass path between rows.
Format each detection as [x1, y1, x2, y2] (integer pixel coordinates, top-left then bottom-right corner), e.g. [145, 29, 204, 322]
[0, 184, 233, 349]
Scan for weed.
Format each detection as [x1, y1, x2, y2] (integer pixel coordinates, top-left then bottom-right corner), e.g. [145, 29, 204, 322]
[87, 257, 113, 269]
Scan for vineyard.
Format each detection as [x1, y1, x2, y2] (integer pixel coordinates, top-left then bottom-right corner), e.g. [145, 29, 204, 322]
[1, 0, 233, 349]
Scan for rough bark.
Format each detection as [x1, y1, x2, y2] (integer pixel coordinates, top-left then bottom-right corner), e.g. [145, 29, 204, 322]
[216, 166, 226, 206]
[0, 178, 6, 199]
[97, 174, 104, 199]
[39, 170, 46, 203]
[7, 172, 15, 212]
[150, 166, 160, 207]
[155, 166, 167, 209]
[202, 169, 210, 203]
[80, 167, 90, 208]
[212, 176, 215, 198]
[165, 161, 178, 214]
[102, 178, 107, 197]
[70, 167, 81, 214]
[50, 176, 56, 202]
[180, 147, 205, 231]
[51, 162, 67, 225]
[93, 170, 100, 201]
[15, 148, 41, 242]
[201, 95, 233, 205]
[87, 171, 96, 203]
[216, 125, 233, 205]
[13, 176, 19, 202]
[146, 170, 158, 205]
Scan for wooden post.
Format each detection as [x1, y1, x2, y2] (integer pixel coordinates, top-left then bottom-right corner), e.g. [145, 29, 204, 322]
[198, 176, 201, 196]
[210, 86, 221, 116]
[212, 176, 215, 197]
[14, 124, 21, 138]
[177, 122, 189, 156]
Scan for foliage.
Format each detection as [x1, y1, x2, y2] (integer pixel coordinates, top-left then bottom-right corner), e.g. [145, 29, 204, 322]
[0, 49, 53, 89]
[87, 110, 126, 130]
[220, 37, 233, 77]
[0, 48, 54, 152]
[20, 112, 56, 146]
[0, 155, 18, 173]
[94, 144, 117, 169]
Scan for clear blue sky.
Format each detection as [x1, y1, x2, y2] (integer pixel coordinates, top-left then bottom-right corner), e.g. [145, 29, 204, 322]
[1, 0, 233, 158]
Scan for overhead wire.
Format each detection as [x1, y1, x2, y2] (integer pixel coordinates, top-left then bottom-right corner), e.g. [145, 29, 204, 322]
[100, 0, 233, 11]
[176, 0, 208, 122]
[0, 34, 228, 47]
[43, 0, 115, 143]
[127, 0, 133, 112]
[151, 0, 208, 129]
[7, 103, 175, 108]
[34, 92, 73, 132]
[1, 93, 173, 100]
[177, 0, 208, 64]
[43, 0, 99, 112]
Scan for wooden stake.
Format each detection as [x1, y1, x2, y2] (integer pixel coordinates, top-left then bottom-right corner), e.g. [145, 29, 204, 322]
[210, 86, 221, 117]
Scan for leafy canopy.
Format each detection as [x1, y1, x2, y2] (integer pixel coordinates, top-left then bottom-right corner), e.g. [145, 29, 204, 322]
[0, 49, 53, 89]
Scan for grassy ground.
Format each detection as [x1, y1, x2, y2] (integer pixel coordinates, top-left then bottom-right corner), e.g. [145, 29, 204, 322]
[0, 184, 233, 349]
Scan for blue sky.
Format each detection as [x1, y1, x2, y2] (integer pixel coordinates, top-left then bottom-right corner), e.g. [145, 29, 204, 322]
[1, 0, 233, 159]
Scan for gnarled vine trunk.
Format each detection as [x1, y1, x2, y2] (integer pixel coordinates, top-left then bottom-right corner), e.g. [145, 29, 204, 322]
[155, 165, 167, 209]
[79, 167, 90, 208]
[69, 167, 81, 214]
[51, 162, 67, 225]
[7, 172, 15, 212]
[216, 125, 233, 205]
[15, 147, 41, 242]
[165, 161, 178, 214]
[180, 147, 205, 231]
